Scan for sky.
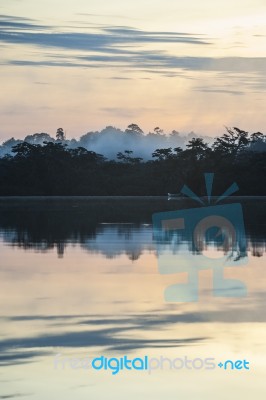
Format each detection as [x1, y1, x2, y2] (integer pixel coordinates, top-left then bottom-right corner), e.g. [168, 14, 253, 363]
[1, 0, 266, 140]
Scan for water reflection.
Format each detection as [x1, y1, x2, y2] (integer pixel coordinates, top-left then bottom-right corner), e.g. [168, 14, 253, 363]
[0, 198, 265, 400]
[0, 197, 265, 259]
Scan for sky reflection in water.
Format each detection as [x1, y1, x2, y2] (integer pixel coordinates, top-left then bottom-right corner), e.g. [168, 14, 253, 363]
[0, 198, 265, 399]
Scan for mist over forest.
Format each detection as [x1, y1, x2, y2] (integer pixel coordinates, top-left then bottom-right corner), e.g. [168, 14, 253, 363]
[0, 124, 214, 160]
[0, 125, 265, 196]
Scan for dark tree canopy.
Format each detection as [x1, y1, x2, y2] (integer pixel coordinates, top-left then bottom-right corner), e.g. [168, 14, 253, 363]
[56, 128, 66, 141]
[0, 126, 265, 195]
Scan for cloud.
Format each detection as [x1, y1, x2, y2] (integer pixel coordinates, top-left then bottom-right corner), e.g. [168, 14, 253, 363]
[34, 81, 50, 85]
[0, 14, 48, 30]
[111, 76, 133, 80]
[0, 14, 213, 74]
[0, 324, 205, 353]
[1, 301, 266, 361]
[5, 52, 266, 77]
[0, 15, 210, 51]
[1, 294, 266, 368]
[1, 14, 266, 92]
[0, 14, 35, 21]
[0, 350, 49, 366]
[0, 395, 33, 399]
[194, 87, 245, 96]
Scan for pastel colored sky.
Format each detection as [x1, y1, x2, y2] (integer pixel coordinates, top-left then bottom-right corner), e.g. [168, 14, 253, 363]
[1, 0, 266, 140]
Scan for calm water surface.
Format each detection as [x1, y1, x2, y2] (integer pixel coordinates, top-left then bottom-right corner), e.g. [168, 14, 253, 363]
[0, 197, 265, 399]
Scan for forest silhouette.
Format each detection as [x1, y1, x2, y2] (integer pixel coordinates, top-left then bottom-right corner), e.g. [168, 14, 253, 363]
[0, 126, 265, 195]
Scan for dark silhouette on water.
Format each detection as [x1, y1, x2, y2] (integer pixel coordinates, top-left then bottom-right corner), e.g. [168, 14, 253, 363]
[0, 197, 264, 258]
[0, 126, 265, 195]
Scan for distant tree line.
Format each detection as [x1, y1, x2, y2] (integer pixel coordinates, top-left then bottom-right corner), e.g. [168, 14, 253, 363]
[0, 124, 212, 160]
[0, 127, 265, 195]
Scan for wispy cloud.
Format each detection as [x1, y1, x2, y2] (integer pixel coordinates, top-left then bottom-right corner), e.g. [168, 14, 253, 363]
[0, 395, 33, 399]
[194, 87, 245, 96]
[1, 14, 266, 93]
[0, 14, 213, 74]
[0, 14, 48, 30]
[0, 15, 210, 49]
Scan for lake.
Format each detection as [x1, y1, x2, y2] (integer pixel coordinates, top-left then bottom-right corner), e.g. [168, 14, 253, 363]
[0, 197, 265, 399]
